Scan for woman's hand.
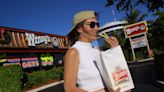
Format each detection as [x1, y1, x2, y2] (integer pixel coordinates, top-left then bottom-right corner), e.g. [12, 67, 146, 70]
[105, 36, 119, 48]
[114, 88, 131, 92]
[126, 90, 131, 92]
[114, 87, 120, 92]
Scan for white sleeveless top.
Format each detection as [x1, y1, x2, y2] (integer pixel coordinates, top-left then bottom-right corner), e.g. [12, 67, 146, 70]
[71, 41, 104, 91]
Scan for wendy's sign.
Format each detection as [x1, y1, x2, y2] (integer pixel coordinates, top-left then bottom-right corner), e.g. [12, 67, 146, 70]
[0, 27, 70, 49]
[124, 21, 148, 38]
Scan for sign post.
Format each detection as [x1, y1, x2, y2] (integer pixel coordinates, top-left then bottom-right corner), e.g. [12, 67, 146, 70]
[124, 21, 149, 61]
[129, 37, 136, 61]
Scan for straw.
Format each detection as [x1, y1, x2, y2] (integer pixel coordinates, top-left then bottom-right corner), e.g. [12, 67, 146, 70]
[98, 32, 109, 39]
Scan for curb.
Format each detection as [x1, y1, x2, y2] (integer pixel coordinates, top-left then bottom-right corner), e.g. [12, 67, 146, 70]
[26, 80, 64, 92]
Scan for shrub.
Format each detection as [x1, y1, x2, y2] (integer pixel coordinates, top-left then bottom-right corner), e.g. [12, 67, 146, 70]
[0, 65, 23, 92]
[23, 66, 64, 89]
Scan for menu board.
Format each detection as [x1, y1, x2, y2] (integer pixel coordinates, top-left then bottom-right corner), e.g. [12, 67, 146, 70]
[131, 36, 147, 49]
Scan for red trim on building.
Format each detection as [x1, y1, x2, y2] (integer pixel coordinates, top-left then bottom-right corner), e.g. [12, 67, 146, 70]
[0, 49, 67, 53]
[0, 26, 67, 38]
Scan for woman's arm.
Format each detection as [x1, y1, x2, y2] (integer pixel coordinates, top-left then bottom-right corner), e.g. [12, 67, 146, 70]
[64, 48, 86, 92]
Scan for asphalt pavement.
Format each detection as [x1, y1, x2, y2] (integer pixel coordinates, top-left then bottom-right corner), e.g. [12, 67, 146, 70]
[38, 83, 64, 92]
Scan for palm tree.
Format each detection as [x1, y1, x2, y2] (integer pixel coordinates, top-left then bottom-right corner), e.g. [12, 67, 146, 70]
[123, 9, 148, 24]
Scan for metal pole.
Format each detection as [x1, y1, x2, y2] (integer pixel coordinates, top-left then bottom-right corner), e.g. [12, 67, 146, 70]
[110, 6, 116, 22]
[129, 37, 136, 61]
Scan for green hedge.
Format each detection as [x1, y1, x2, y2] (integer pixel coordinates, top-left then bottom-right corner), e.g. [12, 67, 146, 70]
[0, 65, 64, 91]
[0, 65, 23, 92]
[23, 67, 64, 89]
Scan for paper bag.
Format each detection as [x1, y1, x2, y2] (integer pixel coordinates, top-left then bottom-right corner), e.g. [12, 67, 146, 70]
[96, 45, 134, 92]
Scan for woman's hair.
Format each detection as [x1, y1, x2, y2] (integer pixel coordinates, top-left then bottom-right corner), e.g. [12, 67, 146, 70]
[67, 21, 85, 46]
[68, 12, 99, 46]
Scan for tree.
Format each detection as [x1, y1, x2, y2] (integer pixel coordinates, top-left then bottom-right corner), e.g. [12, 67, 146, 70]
[148, 11, 164, 54]
[106, 0, 164, 12]
[123, 9, 148, 24]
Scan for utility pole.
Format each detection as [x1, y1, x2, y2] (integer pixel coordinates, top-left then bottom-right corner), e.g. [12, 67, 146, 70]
[110, 5, 116, 22]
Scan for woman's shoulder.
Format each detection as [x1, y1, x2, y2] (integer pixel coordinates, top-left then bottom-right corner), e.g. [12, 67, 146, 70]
[66, 48, 78, 55]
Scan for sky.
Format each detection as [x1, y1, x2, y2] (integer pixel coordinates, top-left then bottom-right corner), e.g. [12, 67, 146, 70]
[0, 0, 152, 45]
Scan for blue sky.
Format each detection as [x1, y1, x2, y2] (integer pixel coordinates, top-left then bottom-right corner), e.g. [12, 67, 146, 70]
[0, 0, 154, 46]
[0, 0, 127, 35]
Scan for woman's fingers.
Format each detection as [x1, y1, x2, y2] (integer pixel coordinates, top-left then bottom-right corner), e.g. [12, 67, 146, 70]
[111, 37, 119, 46]
[106, 36, 119, 48]
[115, 87, 121, 92]
[106, 38, 115, 47]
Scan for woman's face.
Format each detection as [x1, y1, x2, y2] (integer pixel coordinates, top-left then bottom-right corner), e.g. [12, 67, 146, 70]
[80, 18, 99, 42]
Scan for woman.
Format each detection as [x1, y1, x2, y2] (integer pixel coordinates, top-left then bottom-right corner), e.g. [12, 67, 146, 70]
[64, 10, 121, 92]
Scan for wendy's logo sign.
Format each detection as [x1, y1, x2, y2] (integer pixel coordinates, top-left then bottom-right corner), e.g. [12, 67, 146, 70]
[25, 33, 51, 46]
[124, 21, 148, 38]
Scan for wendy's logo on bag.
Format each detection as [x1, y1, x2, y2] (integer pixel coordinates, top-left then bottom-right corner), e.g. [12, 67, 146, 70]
[112, 66, 129, 86]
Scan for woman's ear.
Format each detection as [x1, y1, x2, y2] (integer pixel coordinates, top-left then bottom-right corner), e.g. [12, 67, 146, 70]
[77, 28, 83, 33]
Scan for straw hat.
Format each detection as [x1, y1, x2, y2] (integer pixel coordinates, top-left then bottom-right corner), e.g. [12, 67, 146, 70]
[68, 10, 97, 35]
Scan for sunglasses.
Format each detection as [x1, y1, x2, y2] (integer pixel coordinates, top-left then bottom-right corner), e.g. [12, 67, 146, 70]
[85, 22, 99, 29]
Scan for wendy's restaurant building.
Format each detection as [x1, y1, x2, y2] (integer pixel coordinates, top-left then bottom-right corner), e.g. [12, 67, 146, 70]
[0, 26, 70, 72]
